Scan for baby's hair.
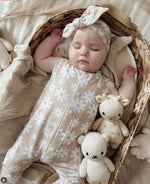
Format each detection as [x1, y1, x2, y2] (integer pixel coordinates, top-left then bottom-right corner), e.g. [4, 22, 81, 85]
[69, 30, 76, 41]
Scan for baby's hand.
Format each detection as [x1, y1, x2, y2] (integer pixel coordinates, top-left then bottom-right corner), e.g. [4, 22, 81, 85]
[51, 28, 64, 44]
[122, 65, 137, 81]
[130, 128, 150, 163]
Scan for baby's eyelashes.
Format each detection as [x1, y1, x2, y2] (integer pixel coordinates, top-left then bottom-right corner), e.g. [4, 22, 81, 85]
[72, 45, 99, 51]
[74, 45, 80, 49]
[90, 47, 100, 51]
[72, 43, 81, 49]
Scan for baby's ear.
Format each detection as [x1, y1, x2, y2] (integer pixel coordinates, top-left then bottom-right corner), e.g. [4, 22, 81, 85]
[77, 135, 85, 145]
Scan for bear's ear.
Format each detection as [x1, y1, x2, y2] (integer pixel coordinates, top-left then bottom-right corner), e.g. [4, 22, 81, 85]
[102, 133, 109, 143]
[77, 135, 85, 145]
[95, 95, 103, 103]
[120, 98, 130, 107]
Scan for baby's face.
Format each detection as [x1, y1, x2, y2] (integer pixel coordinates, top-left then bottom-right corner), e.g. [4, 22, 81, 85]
[69, 27, 108, 73]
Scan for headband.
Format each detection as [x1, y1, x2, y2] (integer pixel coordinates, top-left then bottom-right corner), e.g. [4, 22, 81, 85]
[63, 6, 111, 50]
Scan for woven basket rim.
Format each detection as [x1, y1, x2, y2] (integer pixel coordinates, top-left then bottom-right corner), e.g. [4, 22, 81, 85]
[29, 5, 140, 54]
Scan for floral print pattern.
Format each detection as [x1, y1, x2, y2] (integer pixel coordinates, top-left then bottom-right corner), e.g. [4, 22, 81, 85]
[1, 58, 115, 184]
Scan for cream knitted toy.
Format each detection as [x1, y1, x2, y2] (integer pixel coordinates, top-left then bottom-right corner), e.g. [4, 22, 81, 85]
[92, 95, 130, 149]
[78, 132, 115, 184]
[130, 128, 150, 163]
[0, 31, 13, 71]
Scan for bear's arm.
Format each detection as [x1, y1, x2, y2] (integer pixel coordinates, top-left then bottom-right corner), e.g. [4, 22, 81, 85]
[79, 158, 87, 178]
[118, 120, 129, 137]
[103, 157, 115, 172]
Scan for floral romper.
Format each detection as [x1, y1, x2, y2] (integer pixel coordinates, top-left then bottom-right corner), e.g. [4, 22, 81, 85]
[1, 58, 115, 184]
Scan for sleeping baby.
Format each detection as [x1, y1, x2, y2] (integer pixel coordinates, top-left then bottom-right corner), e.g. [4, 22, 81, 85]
[0, 6, 136, 184]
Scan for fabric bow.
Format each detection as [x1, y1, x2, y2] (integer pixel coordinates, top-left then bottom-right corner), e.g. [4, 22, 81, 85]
[63, 6, 109, 38]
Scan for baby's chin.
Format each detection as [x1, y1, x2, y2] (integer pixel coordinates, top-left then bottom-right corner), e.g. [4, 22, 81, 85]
[77, 66, 98, 73]
[70, 61, 99, 73]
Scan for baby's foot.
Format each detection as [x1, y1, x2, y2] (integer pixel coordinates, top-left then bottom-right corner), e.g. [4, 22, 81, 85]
[51, 28, 64, 44]
[122, 65, 137, 81]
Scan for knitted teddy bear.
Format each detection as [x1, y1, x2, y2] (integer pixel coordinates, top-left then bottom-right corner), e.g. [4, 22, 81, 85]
[0, 31, 13, 71]
[77, 132, 115, 184]
[92, 95, 130, 149]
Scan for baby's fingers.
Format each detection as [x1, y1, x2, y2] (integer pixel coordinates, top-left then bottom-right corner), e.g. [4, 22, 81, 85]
[52, 28, 63, 37]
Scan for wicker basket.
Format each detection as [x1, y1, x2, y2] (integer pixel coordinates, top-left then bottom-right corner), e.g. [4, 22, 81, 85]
[29, 4, 150, 184]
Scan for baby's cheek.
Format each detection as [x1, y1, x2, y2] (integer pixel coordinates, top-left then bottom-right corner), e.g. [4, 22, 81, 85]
[69, 51, 78, 63]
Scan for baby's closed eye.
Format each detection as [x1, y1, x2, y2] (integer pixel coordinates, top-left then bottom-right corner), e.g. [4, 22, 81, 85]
[90, 47, 100, 51]
[71, 42, 81, 49]
[73, 45, 80, 49]
[90, 44, 103, 51]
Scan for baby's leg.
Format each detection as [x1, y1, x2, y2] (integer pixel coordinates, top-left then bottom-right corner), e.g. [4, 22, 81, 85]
[0, 137, 37, 184]
[52, 162, 86, 184]
[0, 97, 48, 183]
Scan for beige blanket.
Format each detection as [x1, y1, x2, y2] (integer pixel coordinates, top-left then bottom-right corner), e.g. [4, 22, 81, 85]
[0, 0, 150, 184]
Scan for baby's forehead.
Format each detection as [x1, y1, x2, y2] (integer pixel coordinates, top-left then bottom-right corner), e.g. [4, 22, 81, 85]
[74, 27, 96, 35]
[71, 28, 104, 45]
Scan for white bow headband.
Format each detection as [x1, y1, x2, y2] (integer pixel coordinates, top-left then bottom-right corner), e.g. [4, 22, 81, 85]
[63, 6, 111, 50]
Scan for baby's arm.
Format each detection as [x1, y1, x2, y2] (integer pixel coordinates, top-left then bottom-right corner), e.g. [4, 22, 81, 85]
[33, 28, 64, 73]
[113, 65, 137, 101]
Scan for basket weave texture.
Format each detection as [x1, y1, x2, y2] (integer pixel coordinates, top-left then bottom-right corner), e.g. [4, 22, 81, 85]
[29, 4, 150, 184]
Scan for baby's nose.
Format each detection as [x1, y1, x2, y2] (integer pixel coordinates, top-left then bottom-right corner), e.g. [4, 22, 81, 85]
[80, 47, 89, 56]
